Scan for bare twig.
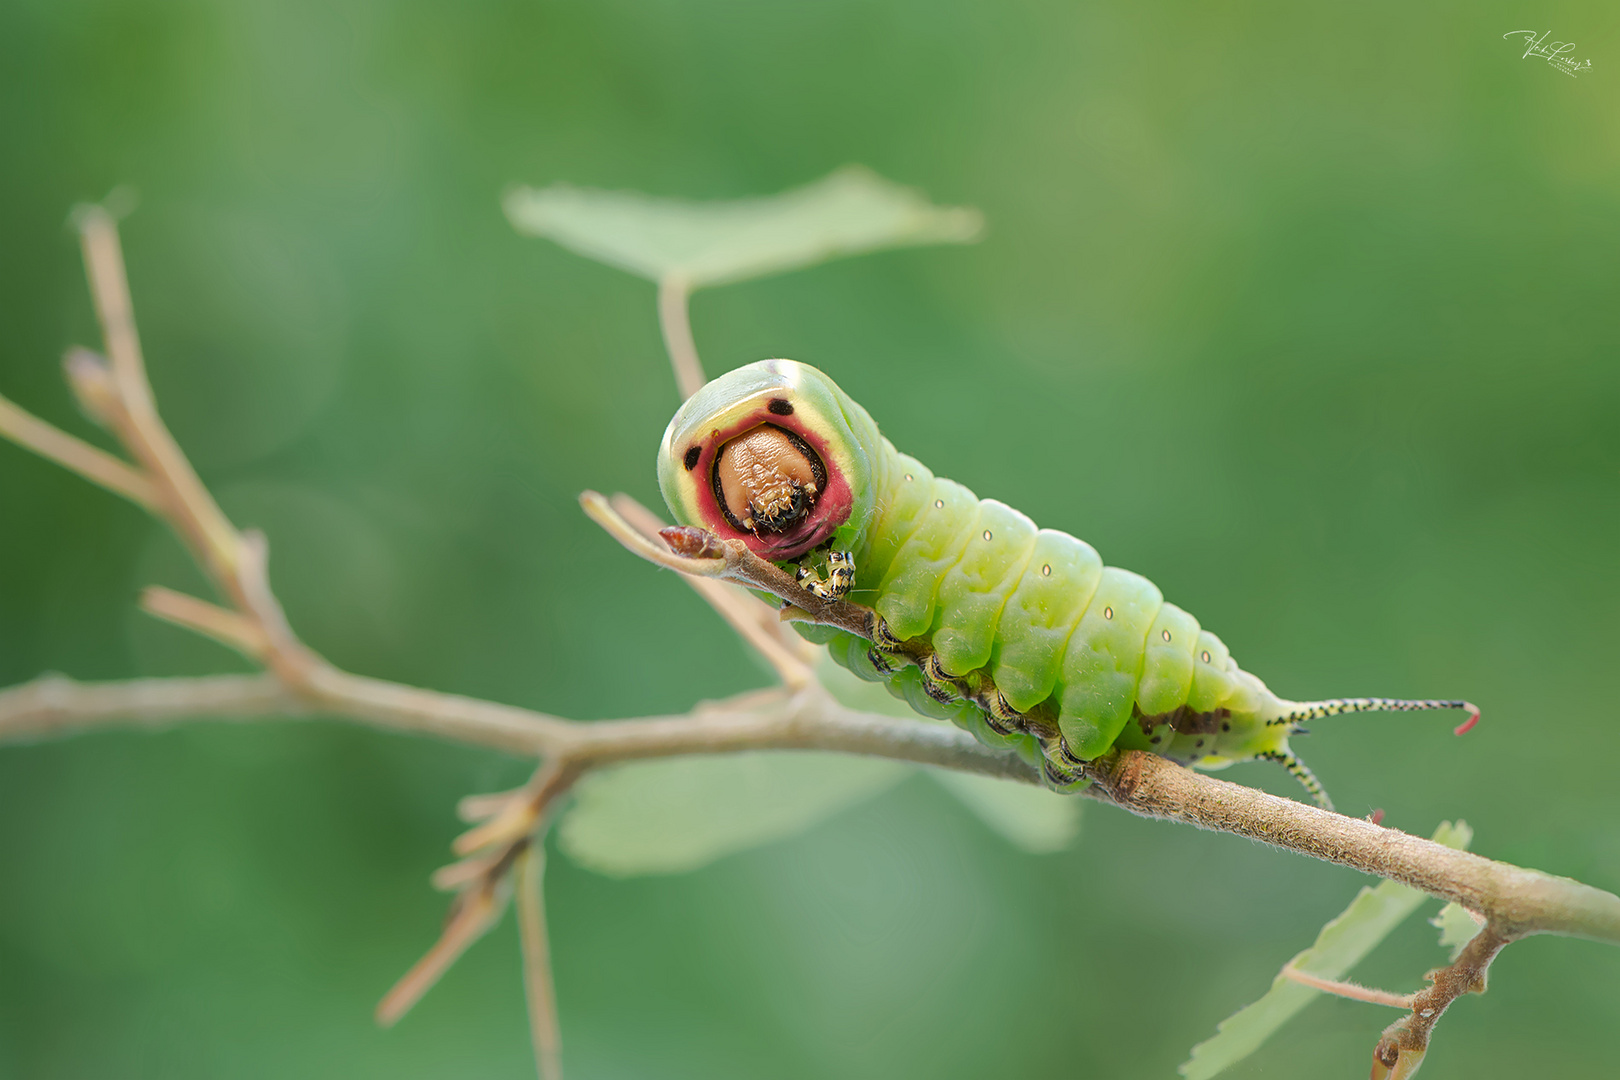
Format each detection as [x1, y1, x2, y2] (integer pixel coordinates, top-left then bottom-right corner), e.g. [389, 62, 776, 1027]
[517, 846, 563, 1080]
[74, 209, 246, 604]
[1281, 964, 1414, 1009]
[391, 762, 583, 1028]
[289, 665, 576, 755]
[0, 669, 1033, 781]
[581, 492, 877, 641]
[579, 490, 724, 575]
[376, 860, 514, 1026]
[0, 391, 160, 509]
[453, 760, 581, 856]
[608, 493, 815, 688]
[657, 274, 705, 400]
[74, 204, 149, 394]
[0, 672, 302, 744]
[141, 587, 272, 659]
[0, 666, 577, 758]
[1372, 923, 1514, 1079]
[459, 786, 527, 823]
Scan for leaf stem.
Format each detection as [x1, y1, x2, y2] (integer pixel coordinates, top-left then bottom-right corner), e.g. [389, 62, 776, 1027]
[657, 274, 705, 400]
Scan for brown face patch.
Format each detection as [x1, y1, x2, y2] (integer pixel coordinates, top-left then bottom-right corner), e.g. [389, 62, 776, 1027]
[711, 424, 825, 536]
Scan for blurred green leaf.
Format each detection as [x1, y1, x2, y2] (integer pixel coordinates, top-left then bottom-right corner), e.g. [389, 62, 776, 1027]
[1430, 902, 1483, 961]
[1179, 820, 1473, 1080]
[556, 752, 910, 877]
[928, 770, 1080, 853]
[503, 165, 983, 288]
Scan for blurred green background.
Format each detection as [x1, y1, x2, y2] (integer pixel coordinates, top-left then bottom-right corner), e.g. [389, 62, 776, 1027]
[2, 0, 1617, 1077]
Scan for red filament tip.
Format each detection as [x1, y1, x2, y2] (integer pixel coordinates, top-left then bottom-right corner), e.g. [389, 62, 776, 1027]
[1453, 704, 1481, 736]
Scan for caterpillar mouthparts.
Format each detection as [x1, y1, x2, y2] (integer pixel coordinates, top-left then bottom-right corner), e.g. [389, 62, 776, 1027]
[713, 424, 825, 535]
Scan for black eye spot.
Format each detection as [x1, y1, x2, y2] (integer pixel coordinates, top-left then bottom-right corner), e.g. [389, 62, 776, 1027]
[767, 398, 794, 416]
[683, 446, 702, 471]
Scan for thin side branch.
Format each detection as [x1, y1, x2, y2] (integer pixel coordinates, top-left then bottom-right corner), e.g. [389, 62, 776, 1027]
[376, 860, 514, 1026]
[582, 492, 877, 641]
[0, 391, 160, 510]
[141, 587, 271, 659]
[392, 761, 583, 1029]
[1281, 963, 1414, 1009]
[608, 492, 815, 688]
[75, 208, 248, 605]
[0, 672, 302, 744]
[517, 846, 563, 1080]
[1373, 923, 1514, 1078]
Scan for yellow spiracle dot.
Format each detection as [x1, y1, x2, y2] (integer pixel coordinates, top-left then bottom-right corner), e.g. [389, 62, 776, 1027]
[934, 499, 944, 508]
[1162, 629, 1172, 641]
[1041, 564, 1052, 576]
[1103, 606, 1113, 620]
[1200, 650, 1211, 663]
[904, 473, 913, 481]
[982, 529, 992, 541]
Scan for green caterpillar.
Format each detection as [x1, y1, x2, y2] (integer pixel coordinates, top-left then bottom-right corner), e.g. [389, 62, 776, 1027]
[657, 359, 1477, 807]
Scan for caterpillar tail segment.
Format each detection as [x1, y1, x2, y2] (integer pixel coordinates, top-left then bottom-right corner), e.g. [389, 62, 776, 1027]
[1270, 698, 1481, 737]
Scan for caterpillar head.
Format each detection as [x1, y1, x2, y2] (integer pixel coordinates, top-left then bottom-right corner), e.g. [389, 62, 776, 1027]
[657, 359, 881, 562]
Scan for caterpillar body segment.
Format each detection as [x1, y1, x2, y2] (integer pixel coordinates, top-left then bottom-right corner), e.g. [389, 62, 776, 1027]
[991, 529, 1103, 713]
[929, 499, 1039, 677]
[658, 360, 1477, 806]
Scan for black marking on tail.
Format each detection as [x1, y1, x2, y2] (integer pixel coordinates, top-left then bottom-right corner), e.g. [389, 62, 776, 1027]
[1256, 748, 1334, 811]
[1268, 698, 1480, 736]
